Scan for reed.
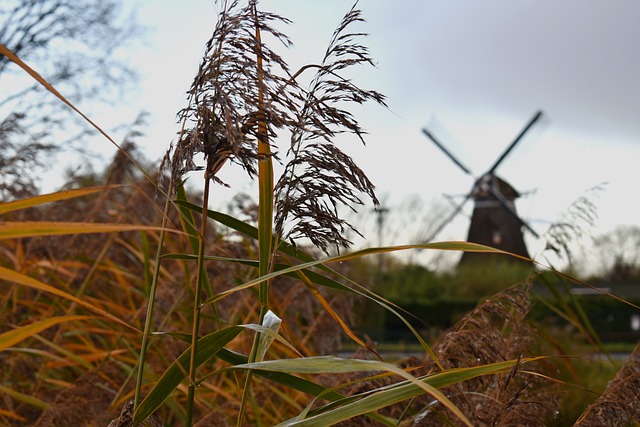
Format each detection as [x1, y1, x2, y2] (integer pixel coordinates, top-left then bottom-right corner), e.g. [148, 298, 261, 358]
[0, 2, 637, 426]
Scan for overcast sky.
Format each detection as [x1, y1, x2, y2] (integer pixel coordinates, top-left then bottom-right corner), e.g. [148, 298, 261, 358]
[84, 1, 640, 271]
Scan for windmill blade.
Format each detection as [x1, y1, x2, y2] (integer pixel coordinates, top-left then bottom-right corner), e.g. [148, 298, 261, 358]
[487, 184, 540, 238]
[487, 110, 543, 174]
[423, 192, 473, 242]
[421, 127, 473, 175]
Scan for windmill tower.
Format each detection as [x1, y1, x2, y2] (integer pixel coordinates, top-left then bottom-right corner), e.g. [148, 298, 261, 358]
[422, 111, 543, 266]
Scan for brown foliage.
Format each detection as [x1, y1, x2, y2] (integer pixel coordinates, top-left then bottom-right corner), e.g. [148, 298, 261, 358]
[574, 341, 640, 427]
[325, 283, 560, 426]
[34, 361, 130, 427]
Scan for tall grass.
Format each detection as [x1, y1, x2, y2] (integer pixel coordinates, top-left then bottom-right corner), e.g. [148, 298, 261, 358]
[1, 1, 639, 426]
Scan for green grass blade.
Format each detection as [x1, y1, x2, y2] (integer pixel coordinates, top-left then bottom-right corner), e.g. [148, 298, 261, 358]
[171, 204, 499, 364]
[164, 254, 353, 295]
[216, 349, 394, 425]
[134, 190, 174, 412]
[174, 185, 202, 252]
[203, 241, 640, 312]
[32, 334, 94, 370]
[174, 200, 260, 240]
[265, 358, 539, 426]
[133, 326, 244, 423]
[150, 338, 346, 403]
[216, 348, 344, 399]
[233, 356, 474, 426]
[202, 241, 515, 306]
[168, 252, 439, 365]
[0, 315, 93, 351]
[0, 384, 48, 410]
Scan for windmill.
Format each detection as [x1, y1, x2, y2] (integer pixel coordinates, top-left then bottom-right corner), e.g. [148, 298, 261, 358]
[422, 111, 543, 266]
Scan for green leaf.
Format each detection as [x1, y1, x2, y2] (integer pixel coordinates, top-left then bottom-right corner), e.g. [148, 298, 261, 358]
[175, 202, 528, 369]
[133, 326, 244, 423]
[255, 310, 282, 362]
[0, 384, 48, 410]
[266, 357, 538, 426]
[165, 252, 439, 366]
[174, 200, 259, 241]
[173, 201, 318, 266]
[202, 241, 517, 306]
[151, 330, 400, 424]
[232, 356, 476, 426]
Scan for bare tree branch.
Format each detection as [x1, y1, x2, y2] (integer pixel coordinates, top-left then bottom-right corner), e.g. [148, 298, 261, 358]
[0, 0, 141, 199]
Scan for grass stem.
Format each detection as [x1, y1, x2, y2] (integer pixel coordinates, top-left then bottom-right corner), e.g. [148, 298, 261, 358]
[134, 181, 173, 413]
[237, 7, 274, 425]
[185, 177, 212, 426]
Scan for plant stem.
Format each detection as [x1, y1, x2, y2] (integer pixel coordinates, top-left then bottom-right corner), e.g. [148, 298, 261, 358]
[185, 176, 211, 426]
[237, 4, 274, 425]
[134, 181, 173, 413]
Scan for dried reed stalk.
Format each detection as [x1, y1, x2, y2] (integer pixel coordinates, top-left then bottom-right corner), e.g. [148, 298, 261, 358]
[328, 283, 559, 426]
[574, 341, 640, 427]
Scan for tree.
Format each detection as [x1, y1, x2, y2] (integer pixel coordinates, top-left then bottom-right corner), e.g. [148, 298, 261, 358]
[0, 0, 140, 200]
[593, 225, 640, 281]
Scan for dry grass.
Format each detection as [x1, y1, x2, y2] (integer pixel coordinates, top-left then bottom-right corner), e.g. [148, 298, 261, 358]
[574, 341, 640, 426]
[0, 162, 356, 425]
[1, 1, 639, 426]
[318, 283, 560, 427]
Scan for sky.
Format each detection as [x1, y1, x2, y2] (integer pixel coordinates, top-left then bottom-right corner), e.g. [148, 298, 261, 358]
[45, 1, 640, 272]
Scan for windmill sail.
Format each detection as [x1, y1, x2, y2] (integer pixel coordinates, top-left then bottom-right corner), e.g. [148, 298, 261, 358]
[422, 111, 543, 267]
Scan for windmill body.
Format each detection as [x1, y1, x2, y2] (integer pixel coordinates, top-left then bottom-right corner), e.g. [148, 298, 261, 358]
[459, 173, 531, 266]
[422, 111, 542, 267]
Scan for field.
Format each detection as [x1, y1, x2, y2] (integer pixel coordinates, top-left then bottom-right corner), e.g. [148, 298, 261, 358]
[1, 2, 639, 426]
